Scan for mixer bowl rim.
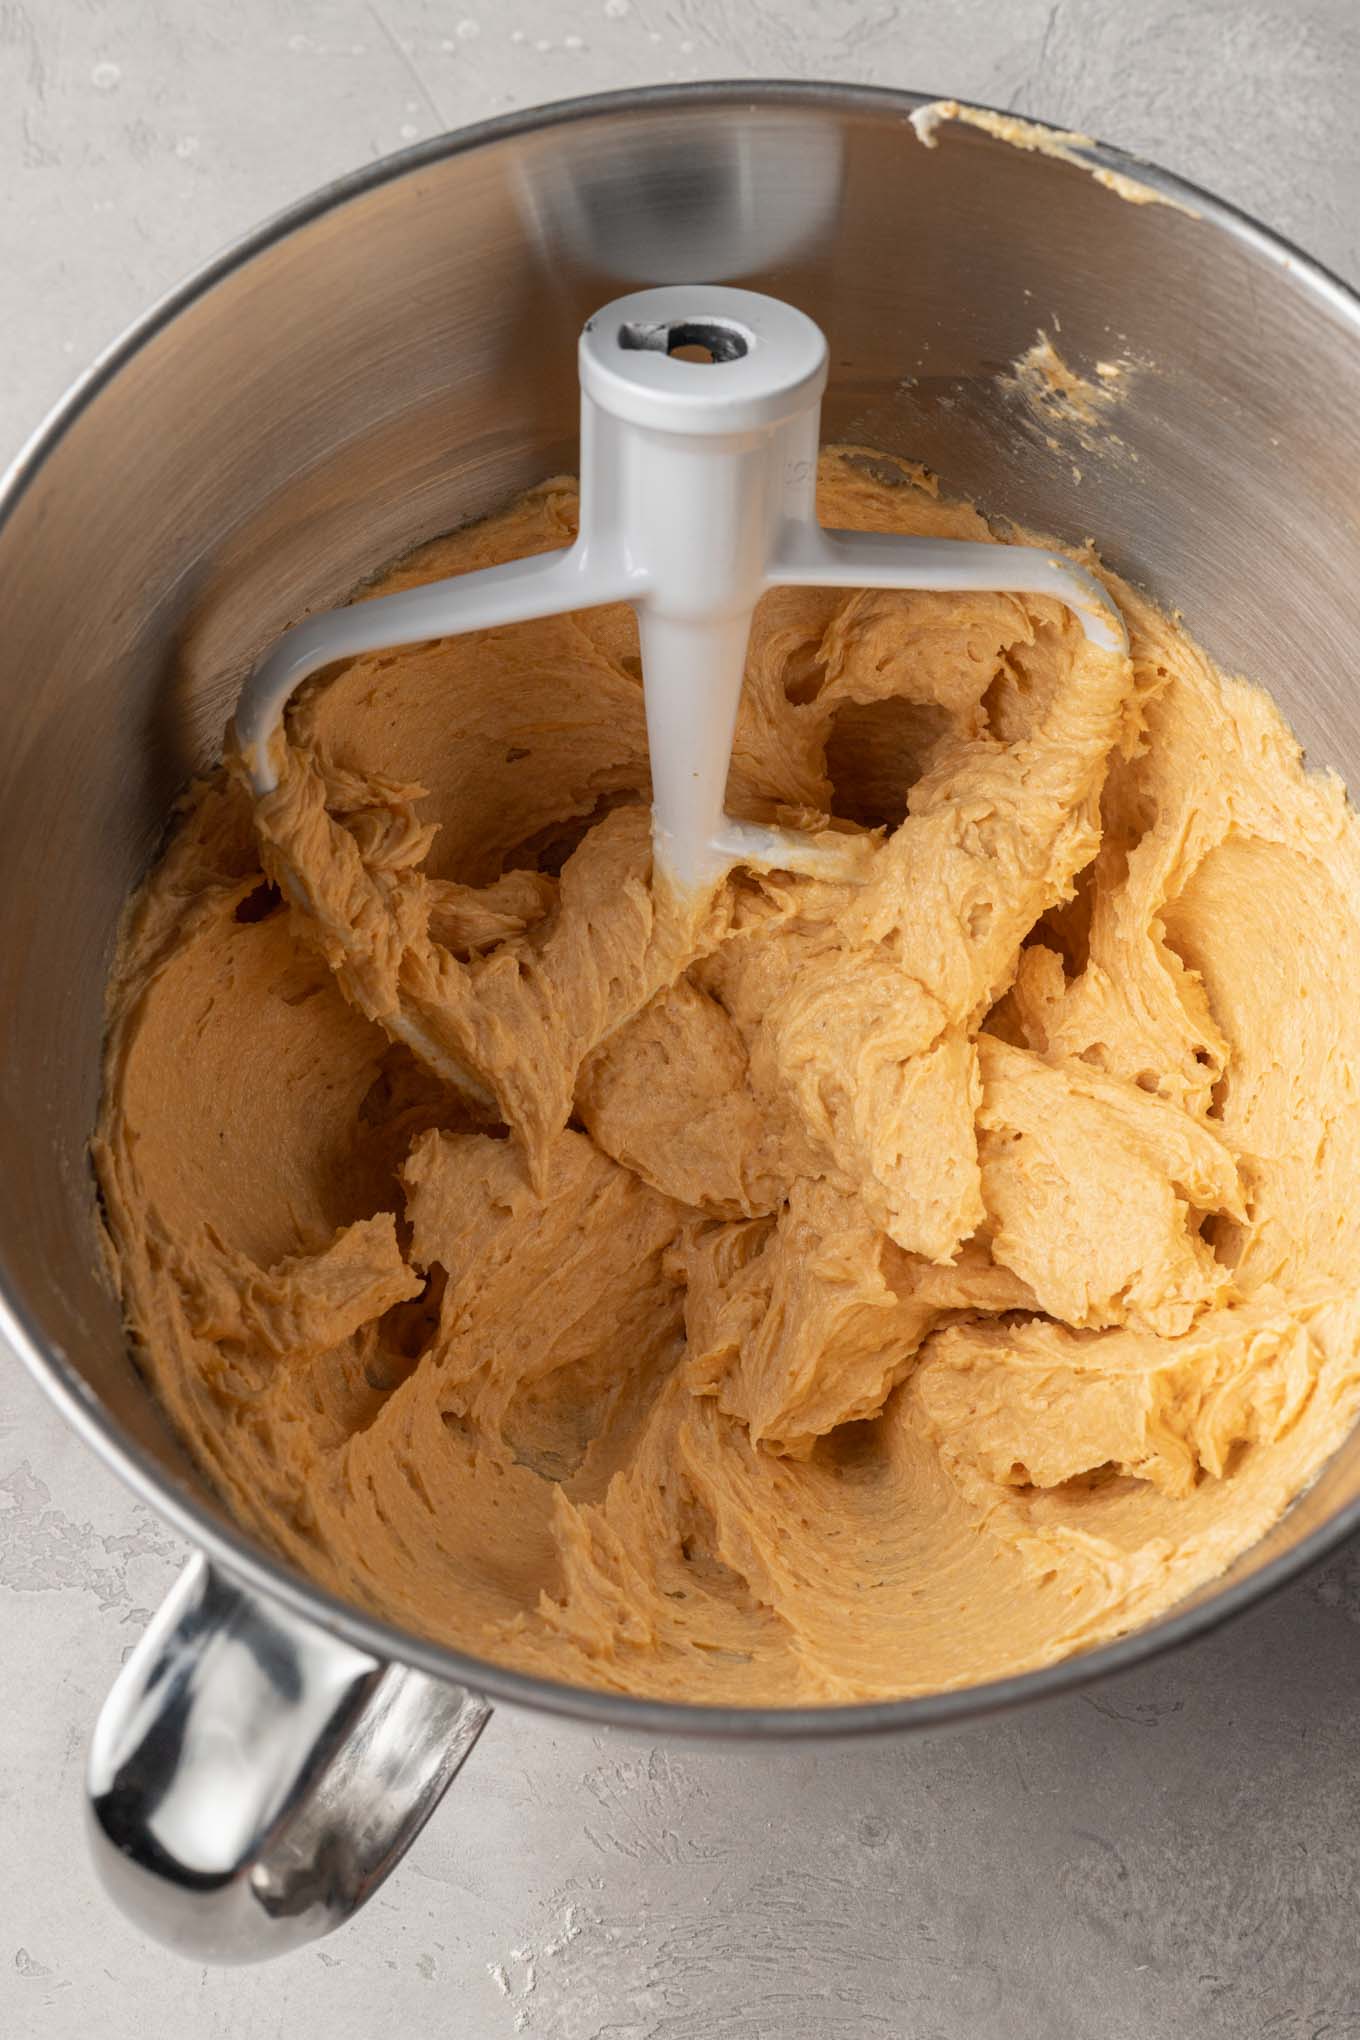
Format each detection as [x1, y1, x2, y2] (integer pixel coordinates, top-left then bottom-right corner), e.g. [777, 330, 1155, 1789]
[5, 77, 1360, 1741]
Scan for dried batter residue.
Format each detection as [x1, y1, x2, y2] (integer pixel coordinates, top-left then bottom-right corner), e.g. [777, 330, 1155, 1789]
[1001, 333, 1139, 468]
[910, 100, 1200, 216]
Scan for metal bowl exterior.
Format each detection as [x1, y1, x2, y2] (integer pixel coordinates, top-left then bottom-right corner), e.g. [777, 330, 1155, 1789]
[4, 82, 1360, 1742]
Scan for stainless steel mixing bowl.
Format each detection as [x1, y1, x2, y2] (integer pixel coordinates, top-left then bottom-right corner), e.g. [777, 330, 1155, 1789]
[5, 82, 1360, 1965]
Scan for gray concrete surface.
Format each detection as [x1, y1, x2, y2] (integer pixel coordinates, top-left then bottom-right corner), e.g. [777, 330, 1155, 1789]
[4, 2, 1360, 2034]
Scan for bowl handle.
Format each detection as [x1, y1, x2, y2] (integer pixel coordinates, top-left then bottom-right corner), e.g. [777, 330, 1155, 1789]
[85, 1552, 491, 1963]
